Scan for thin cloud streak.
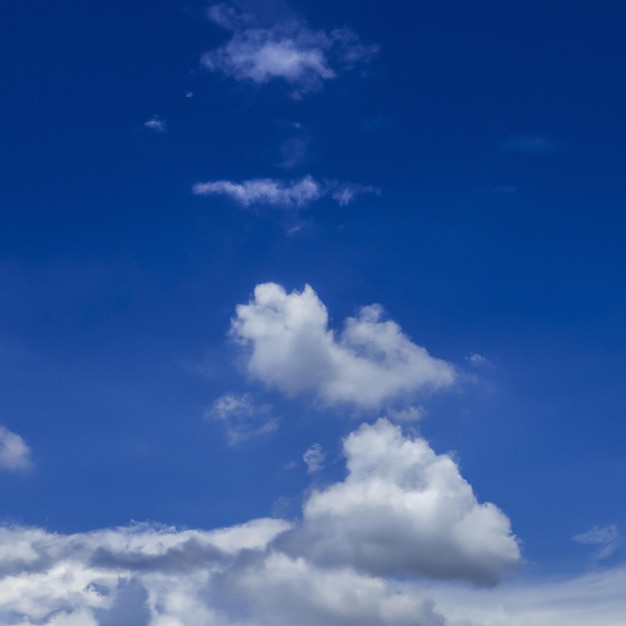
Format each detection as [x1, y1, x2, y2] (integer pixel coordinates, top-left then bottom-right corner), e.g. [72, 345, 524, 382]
[205, 393, 279, 445]
[193, 176, 379, 209]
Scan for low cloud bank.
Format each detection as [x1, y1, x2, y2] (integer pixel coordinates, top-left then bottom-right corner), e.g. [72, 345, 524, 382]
[0, 420, 522, 625]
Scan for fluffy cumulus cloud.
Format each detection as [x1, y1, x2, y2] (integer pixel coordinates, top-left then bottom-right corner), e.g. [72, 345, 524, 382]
[202, 3, 378, 94]
[193, 175, 378, 210]
[282, 419, 520, 585]
[205, 393, 279, 445]
[0, 425, 32, 471]
[231, 283, 455, 408]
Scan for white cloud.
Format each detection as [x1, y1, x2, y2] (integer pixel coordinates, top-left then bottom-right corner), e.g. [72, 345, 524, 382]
[466, 353, 489, 367]
[222, 551, 446, 626]
[429, 565, 626, 626]
[303, 443, 326, 473]
[331, 182, 381, 206]
[2, 519, 626, 626]
[202, 3, 378, 94]
[231, 283, 455, 408]
[193, 175, 322, 209]
[0, 418, 623, 625]
[283, 419, 520, 585]
[573, 524, 621, 560]
[192, 175, 378, 209]
[0, 518, 290, 626]
[205, 393, 279, 445]
[0, 426, 32, 471]
[144, 116, 167, 133]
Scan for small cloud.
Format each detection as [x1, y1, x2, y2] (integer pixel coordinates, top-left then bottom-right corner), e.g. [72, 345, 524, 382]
[193, 175, 378, 210]
[144, 116, 167, 133]
[0, 426, 32, 471]
[386, 406, 426, 423]
[193, 176, 322, 209]
[466, 353, 490, 367]
[330, 182, 380, 207]
[573, 524, 621, 560]
[498, 134, 556, 154]
[201, 3, 378, 96]
[185, 91, 194, 98]
[204, 393, 278, 445]
[303, 443, 326, 473]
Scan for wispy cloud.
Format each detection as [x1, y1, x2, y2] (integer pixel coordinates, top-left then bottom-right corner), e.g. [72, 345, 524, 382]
[143, 115, 167, 133]
[386, 405, 426, 422]
[205, 393, 278, 445]
[201, 3, 378, 95]
[279, 134, 311, 169]
[231, 283, 455, 408]
[303, 443, 326, 473]
[573, 524, 621, 560]
[0, 426, 32, 471]
[193, 175, 379, 209]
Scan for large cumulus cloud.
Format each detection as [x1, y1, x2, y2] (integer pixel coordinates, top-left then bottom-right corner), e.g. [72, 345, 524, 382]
[281, 418, 520, 585]
[231, 283, 455, 408]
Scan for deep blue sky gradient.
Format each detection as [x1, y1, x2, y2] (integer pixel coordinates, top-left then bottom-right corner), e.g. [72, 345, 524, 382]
[1, 0, 626, 577]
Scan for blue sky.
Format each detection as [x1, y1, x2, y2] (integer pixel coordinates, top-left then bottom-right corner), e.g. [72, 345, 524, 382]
[1, 0, 626, 623]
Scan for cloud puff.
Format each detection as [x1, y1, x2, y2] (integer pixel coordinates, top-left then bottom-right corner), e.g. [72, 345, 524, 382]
[465, 353, 489, 367]
[202, 3, 378, 94]
[231, 283, 455, 408]
[143, 116, 167, 133]
[282, 419, 520, 586]
[193, 175, 378, 210]
[0, 426, 32, 471]
[331, 182, 381, 207]
[205, 393, 279, 445]
[303, 443, 326, 473]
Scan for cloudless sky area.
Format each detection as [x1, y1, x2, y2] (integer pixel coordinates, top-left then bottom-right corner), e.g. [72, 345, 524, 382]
[1, 1, 626, 624]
